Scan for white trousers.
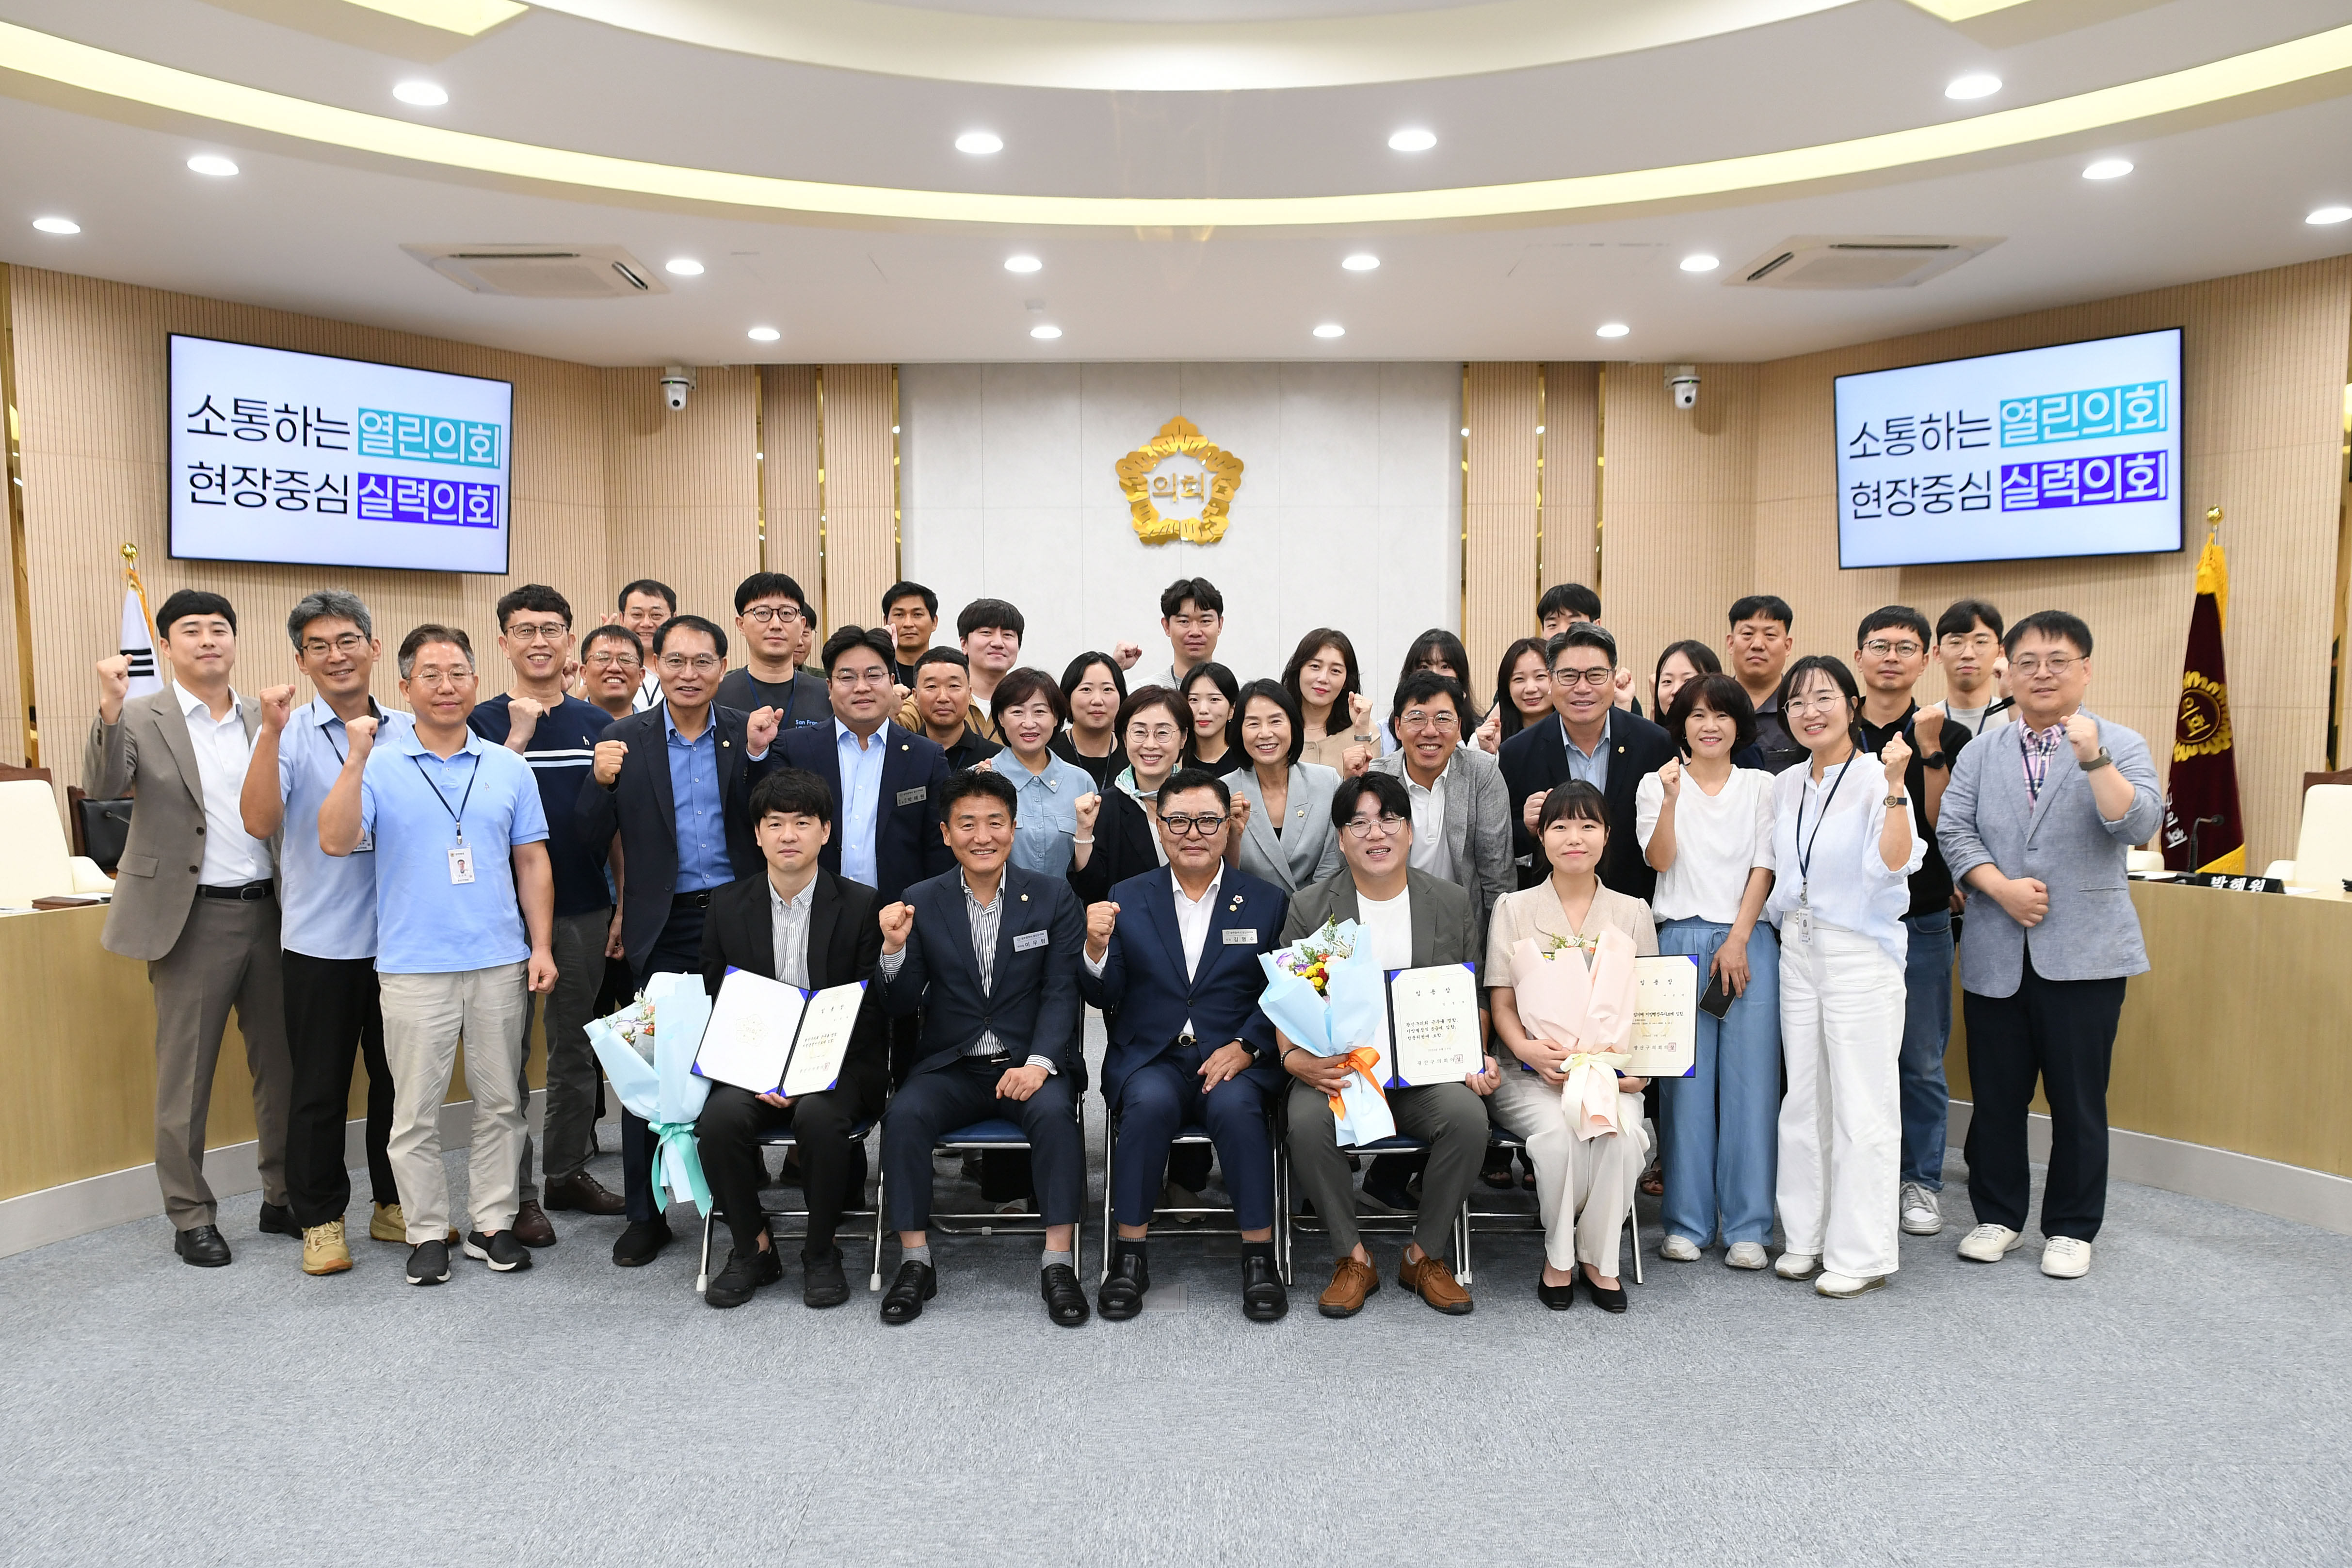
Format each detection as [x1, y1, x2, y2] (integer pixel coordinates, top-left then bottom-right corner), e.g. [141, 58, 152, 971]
[1489, 1070, 1645, 1276]
[380, 962, 532, 1244]
[1775, 922, 1904, 1279]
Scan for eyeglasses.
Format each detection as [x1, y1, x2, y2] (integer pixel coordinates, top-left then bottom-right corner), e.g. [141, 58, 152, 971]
[1861, 639, 1922, 659]
[299, 632, 367, 658]
[1552, 666, 1612, 689]
[2009, 655, 2079, 677]
[584, 651, 641, 671]
[1342, 812, 1408, 839]
[831, 667, 893, 688]
[1940, 632, 1998, 650]
[504, 620, 569, 645]
[658, 654, 723, 674]
[741, 604, 802, 625]
[1160, 813, 1228, 838]
[1785, 692, 1848, 713]
[1398, 708, 1458, 732]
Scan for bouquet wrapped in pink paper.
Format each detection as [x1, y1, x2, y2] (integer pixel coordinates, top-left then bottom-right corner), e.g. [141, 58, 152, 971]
[1507, 928, 1640, 1142]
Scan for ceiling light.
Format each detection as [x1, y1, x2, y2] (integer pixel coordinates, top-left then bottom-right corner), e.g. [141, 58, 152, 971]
[664, 257, 704, 276]
[1387, 129, 1436, 152]
[1595, 322, 1629, 338]
[2082, 158, 2133, 179]
[1460, 427, 1470, 436]
[1313, 323, 1345, 339]
[1004, 254, 1041, 273]
[746, 325, 780, 341]
[32, 216, 79, 234]
[956, 131, 1003, 155]
[1342, 253, 1380, 272]
[2307, 205, 2352, 225]
[1030, 324, 1061, 339]
[1680, 253, 1720, 272]
[392, 81, 448, 107]
[1945, 73, 2002, 100]
[186, 154, 239, 177]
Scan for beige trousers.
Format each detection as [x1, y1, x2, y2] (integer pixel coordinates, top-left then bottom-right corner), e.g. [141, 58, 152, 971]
[379, 963, 531, 1244]
[1489, 1069, 1644, 1276]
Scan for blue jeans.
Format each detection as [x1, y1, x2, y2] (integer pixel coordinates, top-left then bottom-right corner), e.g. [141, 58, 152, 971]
[1898, 908, 1954, 1190]
[1656, 918, 1781, 1248]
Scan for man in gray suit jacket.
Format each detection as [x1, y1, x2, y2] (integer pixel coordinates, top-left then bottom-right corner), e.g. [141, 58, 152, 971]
[85, 590, 292, 1268]
[1937, 611, 2161, 1281]
[1368, 670, 1514, 929]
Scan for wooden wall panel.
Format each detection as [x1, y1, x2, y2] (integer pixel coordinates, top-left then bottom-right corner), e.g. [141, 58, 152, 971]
[1462, 362, 1539, 708]
[0, 266, 29, 766]
[1540, 361, 1599, 601]
[819, 363, 899, 639]
[759, 365, 822, 609]
[598, 365, 759, 635]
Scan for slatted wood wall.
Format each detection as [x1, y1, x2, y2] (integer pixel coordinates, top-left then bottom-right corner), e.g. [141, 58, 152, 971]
[1461, 362, 1541, 707]
[760, 364, 823, 612]
[818, 363, 899, 639]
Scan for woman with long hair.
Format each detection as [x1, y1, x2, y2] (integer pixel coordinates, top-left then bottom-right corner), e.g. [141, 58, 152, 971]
[1479, 635, 1554, 755]
[1651, 639, 1723, 720]
[1180, 662, 1243, 776]
[1280, 628, 1381, 773]
[1051, 651, 1128, 788]
[1224, 679, 1343, 893]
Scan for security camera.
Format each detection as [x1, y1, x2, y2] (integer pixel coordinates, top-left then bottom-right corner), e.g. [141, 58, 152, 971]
[1668, 365, 1699, 411]
[659, 364, 695, 412]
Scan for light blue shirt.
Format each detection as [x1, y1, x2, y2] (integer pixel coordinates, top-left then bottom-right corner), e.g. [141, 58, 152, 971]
[1561, 711, 1611, 793]
[665, 706, 732, 893]
[277, 697, 413, 961]
[357, 726, 548, 975]
[1002, 750, 1097, 877]
[836, 719, 889, 888]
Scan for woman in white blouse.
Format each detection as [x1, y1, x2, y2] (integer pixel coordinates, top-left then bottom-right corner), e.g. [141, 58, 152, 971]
[1635, 673, 1780, 1272]
[1763, 655, 1923, 1298]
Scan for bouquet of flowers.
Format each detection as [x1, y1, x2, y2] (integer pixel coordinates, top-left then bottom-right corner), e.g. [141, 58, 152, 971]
[1258, 919, 1395, 1145]
[1508, 927, 1641, 1143]
[585, 970, 714, 1214]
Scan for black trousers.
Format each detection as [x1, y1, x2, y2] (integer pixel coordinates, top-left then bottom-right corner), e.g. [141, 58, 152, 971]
[696, 1075, 881, 1258]
[883, 1057, 1083, 1232]
[1962, 946, 2127, 1242]
[624, 904, 706, 1223]
[281, 951, 398, 1228]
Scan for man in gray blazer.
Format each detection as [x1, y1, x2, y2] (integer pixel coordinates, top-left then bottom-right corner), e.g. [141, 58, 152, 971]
[1936, 610, 2161, 1281]
[85, 590, 292, 1268]
[1368, 671, 1514, 929]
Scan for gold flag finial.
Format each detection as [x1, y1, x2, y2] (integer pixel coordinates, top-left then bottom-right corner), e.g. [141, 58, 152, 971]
[120, 541, 138, 566]
[2205, 506, 2222, 537]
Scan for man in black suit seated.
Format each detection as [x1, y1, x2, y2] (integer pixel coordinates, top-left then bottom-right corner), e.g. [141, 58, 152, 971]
[873, 770, 1090, 1327]
[693, 768, 888, 1310]
[1497, 624, 1676, 900]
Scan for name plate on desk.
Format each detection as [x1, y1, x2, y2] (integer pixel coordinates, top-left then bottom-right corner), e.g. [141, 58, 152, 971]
[2161, 873, 2287, 894]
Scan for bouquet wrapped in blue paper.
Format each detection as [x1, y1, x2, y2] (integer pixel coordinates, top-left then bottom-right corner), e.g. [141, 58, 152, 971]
[1257, 918, 1395, 1145]
[584, 970, 714, 1214]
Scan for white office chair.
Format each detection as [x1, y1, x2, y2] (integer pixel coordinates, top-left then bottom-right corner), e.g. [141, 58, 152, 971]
[0, 779, 113, 910]
[2278, 785, 2352, 890]
[2125, 849, 2165, 874]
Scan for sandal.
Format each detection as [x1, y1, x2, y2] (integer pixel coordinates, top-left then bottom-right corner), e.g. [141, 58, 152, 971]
[1480, 1148, 1517, 1191]
[1640, 1158, 1664, 1198]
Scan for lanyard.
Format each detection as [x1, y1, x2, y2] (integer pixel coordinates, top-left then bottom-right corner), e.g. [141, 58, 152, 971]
[321, 701, 381, 766]
[1792, 754, 1852, 900]
[410, 751, 480, 842]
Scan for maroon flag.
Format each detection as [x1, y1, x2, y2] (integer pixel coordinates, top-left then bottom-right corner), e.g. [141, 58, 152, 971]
[2159, 532, 2244, 873]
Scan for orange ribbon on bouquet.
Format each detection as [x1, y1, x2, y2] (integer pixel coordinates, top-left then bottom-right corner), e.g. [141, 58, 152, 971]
[1328, 1046, 1388, 1118]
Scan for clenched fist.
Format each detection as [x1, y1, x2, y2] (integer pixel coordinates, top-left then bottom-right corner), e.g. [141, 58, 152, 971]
[2064, 711, 2101, 762]
[1074, 791, 1101, 834]
[1339, 744, 1373, 778]
[593, 738, 628, 786]
[1880, 729, 1914, 792]
[1474, 708, 1501, 755]
[1612, 666, 1635, 710]
[345, 714, 379, 760]
[1657, 757, 1682, 801]
[746, 704, 781, 755]
[1226, 794, 1251, 838]
[1111, 641, 1143, 671]
[507, 695, 545, 749]
[257, 684, 297, 734]
[96, 654, 131, 723]
[878, 901, 915, 955]
[1346, 691, 1372, 734]
[1084, 900, 1120, 960]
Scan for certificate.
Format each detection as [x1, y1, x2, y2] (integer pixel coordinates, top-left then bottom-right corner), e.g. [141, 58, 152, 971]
[692, 970, 805, 1094]
[779, 981, 866, 1097]
[1627, 955, 1699, 1079]
[1384, 963, 1484, 1087]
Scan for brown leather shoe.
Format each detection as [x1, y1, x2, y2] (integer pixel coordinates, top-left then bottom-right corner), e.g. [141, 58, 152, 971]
[1399, 1249, 1473, 1314]
[544, 1170, 626, 1216]
[510, 1200, 558, 1248]
[1317, 1255, 1381, 1318]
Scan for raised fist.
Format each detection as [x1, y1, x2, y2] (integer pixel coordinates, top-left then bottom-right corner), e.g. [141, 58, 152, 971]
[507, 695, 545, 747]
[96, 654, 131, 722]
[1657, 757, 1682, 800]
[878, 901, 915, 955]
[1084, 900, 1120, 956]
[593, 738, 628, 785]
[258, 684, 297, 734]
[346, 715, 379, 758]
[1880, 729, 1913, 790]
[1612, 666, 1636, 709]
[2064, 711, 2101, 762]
[746, 704, 781, 755]
[1346, 691, 1372, 733]
[1474, 708, 1501, 755]
[1111, 641, 1143, 670]
[1074, 791, 1100, 833]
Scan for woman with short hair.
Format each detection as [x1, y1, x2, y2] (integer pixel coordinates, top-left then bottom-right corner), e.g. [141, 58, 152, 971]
[1052, 651, 1128, 788]
[988, 667, 1098, 878]
[1224, 679, 1343, 894]
[1070, 685, 1192, 902]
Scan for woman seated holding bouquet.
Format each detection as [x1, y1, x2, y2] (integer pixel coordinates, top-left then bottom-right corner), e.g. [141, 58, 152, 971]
[1483, 781, 1656, 1312]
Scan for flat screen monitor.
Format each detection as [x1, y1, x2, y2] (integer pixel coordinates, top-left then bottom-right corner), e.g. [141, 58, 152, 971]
[168, 334, 514, 574]
[1834, 327, 2182, 568]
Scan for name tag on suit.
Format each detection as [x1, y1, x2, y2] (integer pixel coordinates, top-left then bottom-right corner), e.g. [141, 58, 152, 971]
[1013, 929, 1050, 953]
[1222, 928, 1258, 945]
[895, 786, 928, 806]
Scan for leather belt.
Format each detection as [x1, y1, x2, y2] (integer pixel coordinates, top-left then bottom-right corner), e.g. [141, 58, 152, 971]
[671, 889, 715, 910]
[197, 880, 275, 902]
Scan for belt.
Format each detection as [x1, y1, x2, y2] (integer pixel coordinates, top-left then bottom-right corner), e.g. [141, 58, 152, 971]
[670, 890, 715, 910]
[197, 880, 274, 902]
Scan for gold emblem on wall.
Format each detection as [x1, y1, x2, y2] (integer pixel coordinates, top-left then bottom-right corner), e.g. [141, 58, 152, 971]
[1115, 416, 1244, 544]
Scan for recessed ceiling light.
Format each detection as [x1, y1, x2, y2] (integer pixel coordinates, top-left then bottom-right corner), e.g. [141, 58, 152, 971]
[1313, 323, 1345, 339]
[1004, 255, 1042, 273]
[32, 216, 80, 235]
[1945, 73, 2001, 101]
[2307, 205, 2352, 225]
[1387, 129, 1437, 152]
[1030, 324, 1062, 339]
[2083, 158, 2133, 180]
[956, 131, 1004, 155]
[392, 81, 448, 107]
[746, 326, 780, 342]
[664, 258, 704, 276]
[1342, 253, 1380, 272]
[1595, 322, 1630, 339]
[1680, 253, 1720, 272]
[186, 154, 239, 177]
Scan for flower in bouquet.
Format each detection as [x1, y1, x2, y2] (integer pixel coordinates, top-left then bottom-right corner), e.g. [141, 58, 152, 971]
[1272, 918, 1356, 997]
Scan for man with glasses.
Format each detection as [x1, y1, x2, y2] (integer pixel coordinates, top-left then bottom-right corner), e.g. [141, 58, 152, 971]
[579, 614, 784, 1266]
[579, 625, 644, 727]
[1936, 599, 2013, 737]
[610, 579, 676, 712]
[1938, 611, 2159, 1282]
[1497, 625, 1676, 898]
[1368, 670, 1514, 929]
[716, 571, 834, 732]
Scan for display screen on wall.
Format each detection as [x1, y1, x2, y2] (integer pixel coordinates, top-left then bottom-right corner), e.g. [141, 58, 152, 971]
[1834, 327, 2182, 568]
[168, 334, 514, 574]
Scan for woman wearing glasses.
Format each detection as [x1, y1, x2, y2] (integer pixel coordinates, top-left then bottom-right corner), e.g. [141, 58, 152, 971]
[1224, 679, 1344, 894]
[1764, 655, 1922, 1299]
[1070, 686, 1192, 902]
[985, 668, 1099, 878]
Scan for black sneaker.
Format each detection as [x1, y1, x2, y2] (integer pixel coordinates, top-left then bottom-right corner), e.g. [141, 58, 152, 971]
[705, 1245, 784, 1309]
[801, 1246, 850, 1309]
[406, 1239, 450, 1286]
[464, 1230, 533, 1272]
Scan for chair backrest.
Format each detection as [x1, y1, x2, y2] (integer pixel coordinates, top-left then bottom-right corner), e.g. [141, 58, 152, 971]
[2304, 769, 2352, 796]
[0, 777, 74, 908]
[2289, 785, 2352, 889]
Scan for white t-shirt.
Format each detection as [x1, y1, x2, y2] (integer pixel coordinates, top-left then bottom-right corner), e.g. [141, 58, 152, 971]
[1357, 885, 1413, 1075]
[1635, 765, 1776, 925]
[1945, 698, 2013, 738]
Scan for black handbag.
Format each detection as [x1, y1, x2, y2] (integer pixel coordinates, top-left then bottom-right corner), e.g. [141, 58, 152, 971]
[76, 796, 132, 873]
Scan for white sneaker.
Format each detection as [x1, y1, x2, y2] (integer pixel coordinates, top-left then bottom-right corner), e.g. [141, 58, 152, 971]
[1724, 1242, 1769, 1271]
[1957, 1223, 2024, 1263]
[1659, 1234, 1701, 1262]
[2041, 1236, 2094, 1278]
[1815, 1271, 1886, 1298]
[1773, 1251, 1819, 1280]
[1899, 1183, 1943, 1236]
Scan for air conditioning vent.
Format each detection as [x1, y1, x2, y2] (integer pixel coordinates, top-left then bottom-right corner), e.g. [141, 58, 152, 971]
[1725, 234, 2003, 290]
[401, 244, 670, 299]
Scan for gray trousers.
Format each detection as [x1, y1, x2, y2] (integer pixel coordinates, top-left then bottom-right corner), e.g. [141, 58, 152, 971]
[516, 906, 612, 1192]
[1285, 1077, 1487, 1262]
[149, 895, 292, 1229]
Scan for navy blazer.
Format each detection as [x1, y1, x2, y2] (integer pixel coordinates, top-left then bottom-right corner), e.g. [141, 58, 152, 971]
[879, 864, 1085, 1077]
[1497, 709, 1676, 903]
[575, 704, 776, 970]
[776, 720, 953, 905]
[1079, 866, 1288, 1108]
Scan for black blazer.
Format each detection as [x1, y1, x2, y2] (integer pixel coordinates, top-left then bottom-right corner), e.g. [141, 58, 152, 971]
[697, 865, 889, 1096]
[1496, 710, 1676, 903]
[575, 704, 777, 970]
[775, 720, 953, 906]
[879, 864, 1085, 1078]
[1067, 785, 1160, 905]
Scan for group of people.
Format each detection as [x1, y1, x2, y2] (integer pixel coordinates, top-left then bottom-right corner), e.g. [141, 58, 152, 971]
[88, 564, 2159, 1326]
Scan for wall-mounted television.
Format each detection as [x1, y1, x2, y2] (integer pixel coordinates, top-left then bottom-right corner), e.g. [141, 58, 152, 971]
[169, 334, 514, 574]
[1834, 326, 2182, 568]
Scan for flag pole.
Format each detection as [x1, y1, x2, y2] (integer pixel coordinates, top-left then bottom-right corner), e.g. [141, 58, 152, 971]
[120, 542, 155, 647]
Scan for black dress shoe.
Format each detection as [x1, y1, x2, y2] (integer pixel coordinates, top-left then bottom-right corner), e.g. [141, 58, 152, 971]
[801, 1246, 850, 1309]
[1537, 1272, 1576, 1310]
[611, 1216, 673, 1267]
[509, 1200, 557, 1248]
[706, 1245, 784, 1308]
[543, 1170, 626, 1216]
[1041, 1262, 1090, 1327]
[881, 1260, 936, 1324]
[174, 1224, 231, 1267]
[1580, 1265, 1627, 1314]
[1241, 1252, 1288, 1321]
[257, 1203, 299, 1238]
[1097, 1248, 1149, 1321]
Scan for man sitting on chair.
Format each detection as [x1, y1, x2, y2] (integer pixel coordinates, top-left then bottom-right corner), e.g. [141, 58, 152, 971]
[1081, 767, 1289, 1322]
[694, 768, 889, 1310]
[875, 770, 1089, 1326]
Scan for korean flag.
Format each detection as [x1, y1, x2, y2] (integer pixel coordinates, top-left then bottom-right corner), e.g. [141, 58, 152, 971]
[119, 586, 161, 699]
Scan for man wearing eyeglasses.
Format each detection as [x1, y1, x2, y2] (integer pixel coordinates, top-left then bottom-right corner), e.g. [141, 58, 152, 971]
[1497, 624, 1676, 898]
[716, 572, 834, 733]
[579, 613, 785, 1266]
[1368, 670, 1514, 929]
[1935, 599, 2014, 738]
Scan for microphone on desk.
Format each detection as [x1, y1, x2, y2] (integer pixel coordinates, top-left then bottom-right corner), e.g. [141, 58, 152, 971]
[2188, 814, 2225, 874]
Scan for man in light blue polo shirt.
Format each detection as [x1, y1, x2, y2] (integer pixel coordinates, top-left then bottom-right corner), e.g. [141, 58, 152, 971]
[321, 622, 554, 1288]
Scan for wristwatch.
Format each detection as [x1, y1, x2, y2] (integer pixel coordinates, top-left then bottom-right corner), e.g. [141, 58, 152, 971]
[1884, 793, 1909, 807]
[1918, 750, 1950, 771]
[2081, 748, 2115, 772]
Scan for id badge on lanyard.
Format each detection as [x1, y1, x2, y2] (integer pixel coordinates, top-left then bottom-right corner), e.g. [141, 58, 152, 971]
[1790, 759, 1848, 948]
[448, 843, 475, 884]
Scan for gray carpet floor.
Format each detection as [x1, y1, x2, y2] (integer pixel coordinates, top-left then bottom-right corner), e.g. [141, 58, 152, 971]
[6, 1032, 2351, 1566]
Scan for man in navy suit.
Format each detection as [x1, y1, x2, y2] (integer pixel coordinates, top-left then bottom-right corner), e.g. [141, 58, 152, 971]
[1080, 768, 1289, 1322]
[1497, 624, 1676, 900]
[872, 770, 1089, 1328]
